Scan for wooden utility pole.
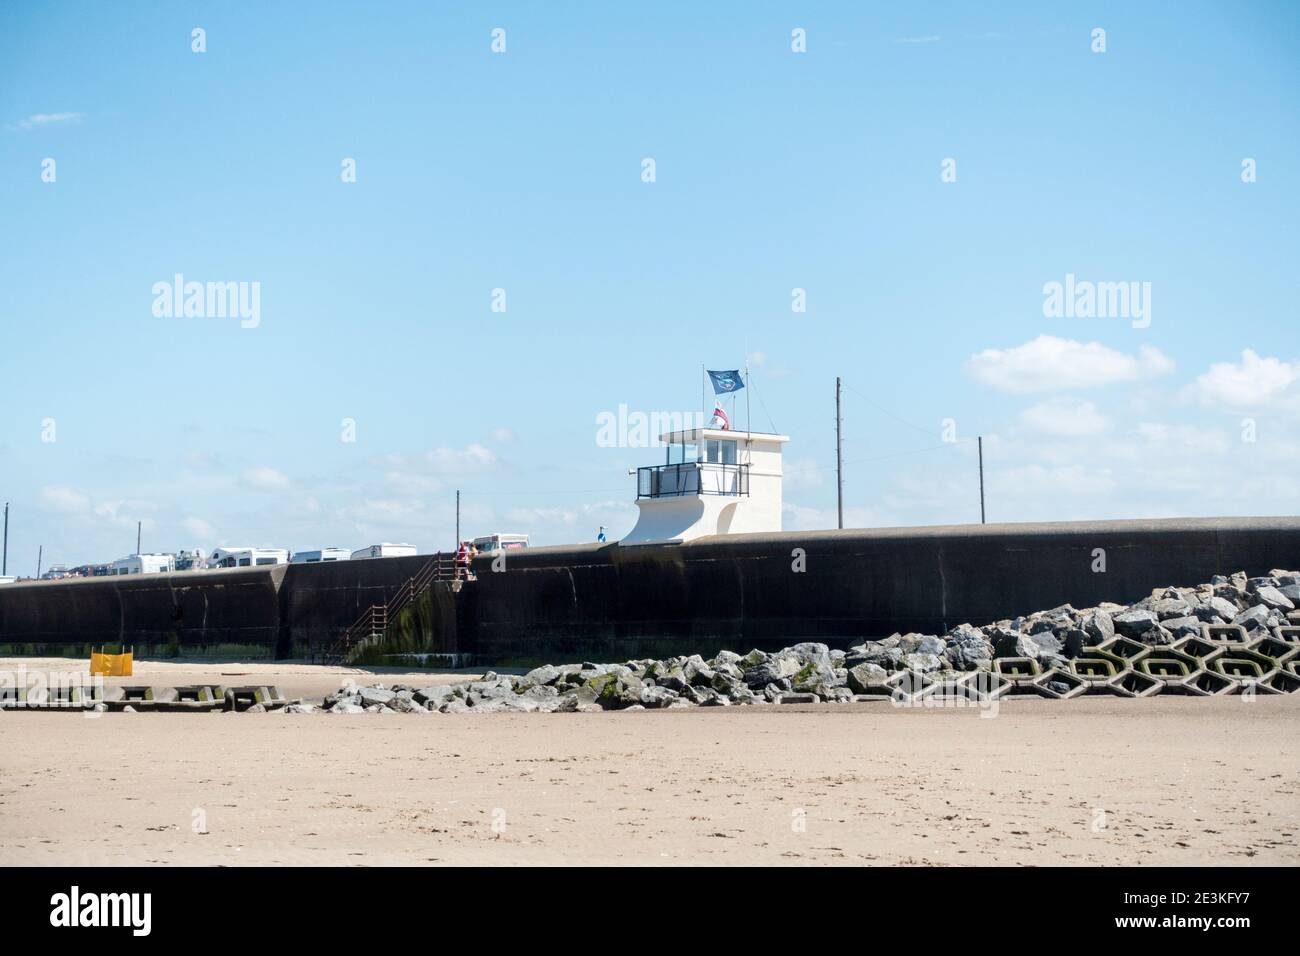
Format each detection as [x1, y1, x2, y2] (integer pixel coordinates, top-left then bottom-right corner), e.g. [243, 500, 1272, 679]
[455, 490, 460, 550]
[37, 544, 42, 579]
[835, 377, 844, 530]
[978, 436, 986, 524]
[2, 502, 7, 575]
[136, 521, 142, 555]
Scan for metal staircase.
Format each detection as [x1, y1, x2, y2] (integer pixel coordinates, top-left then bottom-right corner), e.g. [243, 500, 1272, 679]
[322, 554, 463, 664]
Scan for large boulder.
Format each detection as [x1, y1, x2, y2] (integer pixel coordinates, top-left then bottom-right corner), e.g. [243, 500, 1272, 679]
[1153, 598, 1192, 620]
[742, 655, 803, 688]
[1160, 616, 1202, 638]
[358, 686, 396, 707]
[846, 662, 890, 694]
[1252, 586, 1296, 611]
[640, 685, 679, 708]
[521, 664, 562, 687]
[903, 652, 943, 673]
[413, 685, 457, 706]
[1234, 605, 1272, 632]
[1112, 608, 1160, 638]
[1193, 596, 1239, 623]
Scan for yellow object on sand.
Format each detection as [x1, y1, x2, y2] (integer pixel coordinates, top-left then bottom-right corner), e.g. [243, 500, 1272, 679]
[89, 651, 133, 677]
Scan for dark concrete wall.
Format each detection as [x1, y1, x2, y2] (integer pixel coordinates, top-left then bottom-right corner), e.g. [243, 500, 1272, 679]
[2, 518, 1297, 663]
[460, 517, 1300, 665]
[0, 555, 438, 658]
[0, 565, 286, 657]
[277, 553, 434, 658]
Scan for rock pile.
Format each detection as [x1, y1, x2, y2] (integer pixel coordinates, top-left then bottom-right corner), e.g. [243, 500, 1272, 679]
[311, 570, 1300, 713]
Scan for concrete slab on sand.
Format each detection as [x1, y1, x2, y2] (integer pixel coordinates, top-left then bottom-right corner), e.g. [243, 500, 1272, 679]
[0, 682, 1296, 866]
[0, 657, 493, 702]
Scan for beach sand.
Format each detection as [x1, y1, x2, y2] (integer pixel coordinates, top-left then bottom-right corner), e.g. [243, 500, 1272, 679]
[1, 658, 1296, 866]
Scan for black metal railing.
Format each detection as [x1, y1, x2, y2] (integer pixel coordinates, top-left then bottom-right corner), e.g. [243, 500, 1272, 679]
[637, 462, 749, 499]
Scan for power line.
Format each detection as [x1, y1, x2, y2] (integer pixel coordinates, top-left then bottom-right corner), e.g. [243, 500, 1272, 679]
[840, 379, 945, 439]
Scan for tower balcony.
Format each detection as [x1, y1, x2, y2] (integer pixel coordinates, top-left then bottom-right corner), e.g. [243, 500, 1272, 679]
[636, 462, 750, 499]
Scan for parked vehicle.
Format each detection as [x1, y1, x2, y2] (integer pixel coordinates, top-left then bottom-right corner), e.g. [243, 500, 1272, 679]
[208, 547, 290, 568]
[471, 533, 529, 554]
[109, 553, 176, 575]
[291, 548, 351, 564]
[350, 543, 417, 560]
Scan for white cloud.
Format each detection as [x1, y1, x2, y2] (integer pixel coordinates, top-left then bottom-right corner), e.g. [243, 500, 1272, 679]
[490, 427, 516, 444]
[967, 335, 1174, 393]
[993, 463, 1117, 498]
[1134, 422, 1231, 456]
[383, 443, 497, 474]
[243, 467, 291, 490]
[384, 471, 442, 495]
[782, 502, 888, 531]
[1020, 398, 1109, 436]
[182, 516, 215, 539]
[39, 486, 90, 514]
[9, 111, 84, 131]
[783, 457, 824, 489]
[1189, 349, 1300, 411]
[504, 501, 634, 539]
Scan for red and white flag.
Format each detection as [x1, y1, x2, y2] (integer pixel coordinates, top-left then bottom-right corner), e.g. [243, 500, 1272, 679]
[710, 405, 730, 429]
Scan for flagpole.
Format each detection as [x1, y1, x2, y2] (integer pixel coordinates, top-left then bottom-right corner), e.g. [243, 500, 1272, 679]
[745, 358, 752, 438]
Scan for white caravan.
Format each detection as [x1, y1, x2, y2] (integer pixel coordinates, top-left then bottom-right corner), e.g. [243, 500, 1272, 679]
[350, 543, 417, 560]
[109, 553, 177, 576]
[291, 548, 351, 564]
[471, 533, 529, 554]
[208, 547, 290, 568]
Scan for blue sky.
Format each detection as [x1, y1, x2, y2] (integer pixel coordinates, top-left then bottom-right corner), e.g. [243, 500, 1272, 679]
[1, 1, 1297, 571]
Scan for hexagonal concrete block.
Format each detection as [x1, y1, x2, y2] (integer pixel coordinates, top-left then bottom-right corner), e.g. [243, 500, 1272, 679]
[1175, 669, 1236, 696]
[1030, 669, 1086, 699]
[994, 657, 1040, 679]
[1208, 649, 1279, 683]
[1172, 634, 1225, 664]
[1135, 648, 1201, 681]
[1202, 623, 1250, 646]
[1097, 635, 1151, 661]
[1107, 669, 1164, 698]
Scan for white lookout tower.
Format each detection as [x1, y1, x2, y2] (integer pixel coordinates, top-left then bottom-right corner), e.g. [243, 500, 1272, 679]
[620, 426, 789, 545]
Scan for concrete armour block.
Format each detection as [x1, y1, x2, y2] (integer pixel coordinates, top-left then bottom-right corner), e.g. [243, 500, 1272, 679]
[993, 657, 1040, 679]
[1202, 624, 1250, 646]
[1253, 636, 1299, 664]
[1261, 669, 1300, 693]
[1135, 648, 1200, 681]
[1172, 634, 1225, 663]
[255, 686, 286, 708]
[1107, 669, 1164, 698]
[1172, 669, 1235, 696]
[958, 671, 1012, 701]
[1271, 625, 1300, 647]
[1029, 669, 1086, 699]
[1097, 635, 1151, 661]
[1208, 649, 1279, 683]
[1068, 650, 1124, 681]
[223, 687, 265, 712]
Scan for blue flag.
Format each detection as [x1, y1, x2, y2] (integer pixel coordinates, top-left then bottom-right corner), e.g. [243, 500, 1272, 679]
[707, 369, 745, 395]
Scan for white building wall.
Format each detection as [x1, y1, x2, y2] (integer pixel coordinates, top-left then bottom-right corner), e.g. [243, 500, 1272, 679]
[622, 429, 788, 544]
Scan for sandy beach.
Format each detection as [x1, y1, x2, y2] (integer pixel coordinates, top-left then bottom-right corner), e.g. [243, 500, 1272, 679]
[1, 658, 1296, 866]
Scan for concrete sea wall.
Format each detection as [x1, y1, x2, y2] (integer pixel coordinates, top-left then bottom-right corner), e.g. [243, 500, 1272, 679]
[1, 517, 1297, 663]
[457, 517, 1300, 665]
[0, 555, 432, 658]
